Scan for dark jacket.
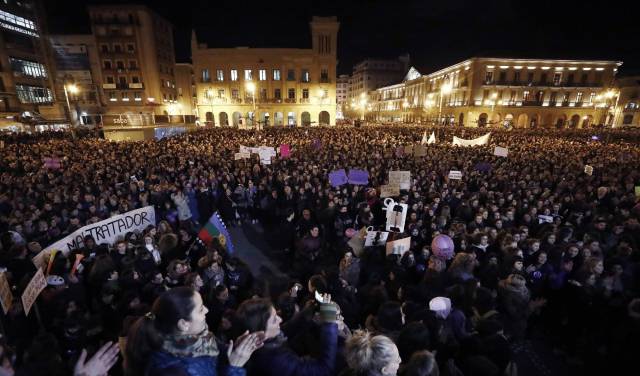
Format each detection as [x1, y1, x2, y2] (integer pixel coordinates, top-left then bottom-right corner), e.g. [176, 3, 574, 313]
[247, 322, 338, 376]
[148, 350, 245, 376]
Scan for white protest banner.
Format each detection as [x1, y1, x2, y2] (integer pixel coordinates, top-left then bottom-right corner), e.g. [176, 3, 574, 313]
[380, 185, 400, 198]
[389, 171, 411, 190]
[365, 227, 390, 247]
[538, 215, 554, 224]
[239, 145, 251, 154]
[21, 268, 46, 316]
[448, 170, 463, 180]
[33, 206, 156, 268]
[584, 165, 593, 176]
[235, 152, 250, 160]
[0, 272, 13, 314]
[385, 236, 411, 256]
[249, 147, 260, 154]
[384, 198, 408, 233]
[494, 146, 508, 157]
[453, 133, 491, 147]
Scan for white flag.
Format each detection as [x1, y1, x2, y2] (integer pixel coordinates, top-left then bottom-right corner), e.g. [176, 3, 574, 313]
[427, 131, 436, 144]
[421, 131, 428, 145]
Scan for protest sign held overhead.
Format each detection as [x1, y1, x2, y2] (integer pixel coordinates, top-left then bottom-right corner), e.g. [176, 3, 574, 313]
[453, 133, 491, 147]
[384, 198, 408, 233]
[329, 169, 348, 187]
[280, 144, 291, 158]
[448, 170, 463, 180]
[348, 169, 369, 185]
[389, 171, 411, 190]
[494, 146, 508, 157]
[21, 269, 46, 316]
[235, 152, 250, 160]
[584, 165, 593, 176]
[364, 227, 390, 247]
[0, 272, 13, 314]
[380, 185, 400, 198]
[386, 236, 411, 256]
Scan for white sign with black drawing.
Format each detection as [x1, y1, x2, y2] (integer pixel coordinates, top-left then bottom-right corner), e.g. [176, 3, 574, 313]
[364, 226, 390, 247]
[383, 198, 408, 233]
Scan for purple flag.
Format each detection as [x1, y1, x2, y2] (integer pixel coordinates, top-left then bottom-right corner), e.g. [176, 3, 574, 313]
[474, 162, 492, 172]
[348, 169, 369, 185]
[280, 144, 290, 158]
[44, 157, 61, 170]
[329, 169, 348, 187]
[312, 139, 322, 150]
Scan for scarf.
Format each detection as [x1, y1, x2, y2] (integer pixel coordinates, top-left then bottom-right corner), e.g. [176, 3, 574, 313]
[161, 326, 219, 358]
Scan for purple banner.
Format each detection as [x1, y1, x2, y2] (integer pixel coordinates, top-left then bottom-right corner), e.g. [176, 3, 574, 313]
[329, 169, 348, 187]
[348, 169, 369, 185]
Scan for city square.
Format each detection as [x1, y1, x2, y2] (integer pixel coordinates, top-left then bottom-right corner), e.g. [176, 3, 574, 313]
[0, 1, 639, 376]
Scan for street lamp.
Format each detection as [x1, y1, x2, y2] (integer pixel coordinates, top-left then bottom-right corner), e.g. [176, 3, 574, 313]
[245, 82, 257, 129]
[438, 82, 452, 125]
[359, 93, 367, 121]
[63, 83, 79, 127]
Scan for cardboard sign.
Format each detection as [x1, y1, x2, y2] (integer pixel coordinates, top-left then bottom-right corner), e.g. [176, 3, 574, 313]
[414, 145, 427, 157]
[494, 146, 508, 157]
[404, 145, 414, 155]
[389, 171, 411, 190]
[348, 169, 369, 185]
[584, 165, 593, 176]
[635, 186, 640, 198]
[384, 198, 408, 233]
[329, 169, 348, 187]
[538, 215, 554, 224]
[21, 268, 46, 316]
[365, 229, 390, 247]
[0, 273, 13, 314]
[380, 185, 400, 198]
[385, 237, 411, 256]
[235, 152, 250, 160]
[448, 170, 463, 180]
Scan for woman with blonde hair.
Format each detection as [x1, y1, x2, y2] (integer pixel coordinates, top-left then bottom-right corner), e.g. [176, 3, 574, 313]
[446, 252, 477, 283]
[344, 330, 402, 376]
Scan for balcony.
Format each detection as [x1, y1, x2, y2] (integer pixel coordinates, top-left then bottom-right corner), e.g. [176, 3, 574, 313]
[128, 83, 144, 89]
[102, 83, 116, 89]
[284, 98, 296, 103]
[320, 77, 330, 83]
[299, 98, 310, 103]
[520, 101, 544, 107]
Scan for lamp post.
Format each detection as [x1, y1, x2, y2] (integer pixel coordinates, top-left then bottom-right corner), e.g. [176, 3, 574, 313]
[63, 83, 79, 126]
[245, 82, 257, 129]
[359, 93, 367, 122]
[438, 82, 452, 125]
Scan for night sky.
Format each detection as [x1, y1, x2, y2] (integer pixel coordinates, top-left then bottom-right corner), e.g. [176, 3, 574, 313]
[45, 0, 640, 76]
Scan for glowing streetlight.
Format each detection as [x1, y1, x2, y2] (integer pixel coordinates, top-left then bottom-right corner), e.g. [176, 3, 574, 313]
[245, 82, 257, 128]
[438, 82, 453, 125]
[63, 83, 80, 128]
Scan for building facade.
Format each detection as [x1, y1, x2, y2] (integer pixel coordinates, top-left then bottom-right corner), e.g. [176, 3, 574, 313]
[88, 4, 178, 116]
[50, 34, 103, 125]
[0, 0, 62, 128]
[614, 75, 640, 127]
[336, 73, 349, 119]
[347, 55, 409, 103]
[370, 57, 622, 128]
[175, 63, 196, 116]
[191, 16, 339, 127]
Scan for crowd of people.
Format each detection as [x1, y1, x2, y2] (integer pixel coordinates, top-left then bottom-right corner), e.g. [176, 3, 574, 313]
[1, 125, 639, 376]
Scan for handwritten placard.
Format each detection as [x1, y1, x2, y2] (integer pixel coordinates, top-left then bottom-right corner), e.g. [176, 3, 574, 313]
[448, 170, 463, 180]
[380, 185, 400, 198]
[494, 146, 508, 157]
[21, 268, 46, 316]
[235, 152, 250, 160]
[584, 165, 593, 176]
[389, 171, 411, 190]
[385, 237, 411, 256]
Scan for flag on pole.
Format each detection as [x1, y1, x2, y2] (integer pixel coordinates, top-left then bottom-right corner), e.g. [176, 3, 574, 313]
[421, 131, 428, 145]
[198, 212, 235, 254]
[427, 132, 436, 144]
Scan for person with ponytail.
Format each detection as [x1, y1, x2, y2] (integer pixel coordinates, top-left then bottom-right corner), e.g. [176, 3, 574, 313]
[125, 286, 263, 376]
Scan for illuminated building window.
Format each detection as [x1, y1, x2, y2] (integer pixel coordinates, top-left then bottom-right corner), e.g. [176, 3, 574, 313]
[9, 57, 47, 78]
[553, 73, 562, 86]
[259, 69, 266, 81]
[218, 89, 224, 97]
[231, 89, 239, 99]
[244, 69, 252, 81]
[301, 69, 310, 82]
[216, 69, 224, 81]
[273, 69, 281, 81]
[230, 69, 238, 81]
[302, 89, 309, 99]
[589, 93, 595, 103]
[202, 69, 210, 82]
[484, 71, 493, 84]
[15, 85, 52, 103]
[576, 92, 583, 103]
[0, 10, 38, 37]
[522, 90, 530, 102]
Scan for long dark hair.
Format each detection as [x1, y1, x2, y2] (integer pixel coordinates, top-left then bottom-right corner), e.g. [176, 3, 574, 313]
[235, 298, 273, 334]
[124, 286, 196, 375]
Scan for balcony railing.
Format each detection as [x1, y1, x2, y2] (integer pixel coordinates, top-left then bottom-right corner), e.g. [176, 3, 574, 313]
[284, 98, 296, 103]
[299, 98, 310, 103]
[102, 83, 116, 89]
[128, 83, 144, 89]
